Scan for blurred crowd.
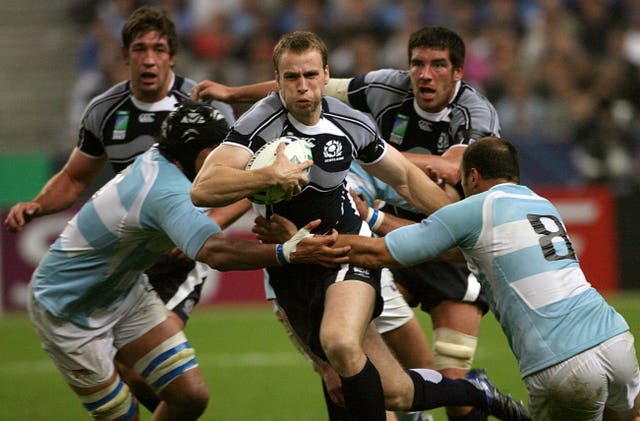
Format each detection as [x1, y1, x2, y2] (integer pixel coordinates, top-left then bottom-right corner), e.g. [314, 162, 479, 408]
[66, 0, 640, 191]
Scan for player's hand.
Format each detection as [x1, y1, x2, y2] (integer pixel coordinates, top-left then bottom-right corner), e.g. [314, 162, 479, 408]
[289, 222, 350, 268]
[191, 80, 232, 102]
[348, 188, 371, 221]
[272, 142, 313, 200]
[4, 201, 42, 232]
[253, 213, 297, 243]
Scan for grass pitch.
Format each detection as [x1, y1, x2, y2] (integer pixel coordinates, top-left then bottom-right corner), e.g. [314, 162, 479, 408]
[2, 292, 639, 420]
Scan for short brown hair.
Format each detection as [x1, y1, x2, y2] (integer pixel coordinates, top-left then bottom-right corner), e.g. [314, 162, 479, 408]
[272, 31, 328, 73]
[462, 136, 520, 183]
[121, 6, 178, 56]
[408, 26, 465, 69]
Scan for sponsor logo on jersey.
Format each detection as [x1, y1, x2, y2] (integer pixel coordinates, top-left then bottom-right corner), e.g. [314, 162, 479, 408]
[389, 114, 409, 145]
[138, 113, 155, 123]
[436, 133, 450, 152]
[113, 111, 130, 140]
[323, 140, 344, 162]
[418, 120, 433, 132]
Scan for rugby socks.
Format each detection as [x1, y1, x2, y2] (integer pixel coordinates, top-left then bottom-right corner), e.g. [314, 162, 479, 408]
[322, 379, 351, 420]
[340, 357, 386, 421]
[408, 369, 486, 410]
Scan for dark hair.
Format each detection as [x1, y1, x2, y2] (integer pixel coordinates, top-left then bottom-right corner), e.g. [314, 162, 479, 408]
[121, 6, 178, 56]
[273, 31, 328, 72]
[407, 27, 465, 69]
[158, 101, 229, 181]
[462, 137, 520, 183]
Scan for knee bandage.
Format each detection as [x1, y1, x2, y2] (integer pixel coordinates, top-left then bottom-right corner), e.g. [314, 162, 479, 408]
[133, 331, 197, 393]
[432, 327, 478, 371]
[79, 377, 137, 420]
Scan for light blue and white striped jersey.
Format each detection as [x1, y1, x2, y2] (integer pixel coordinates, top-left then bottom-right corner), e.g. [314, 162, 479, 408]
[385, 183, 629, 377]
[31, 147, 221, 328]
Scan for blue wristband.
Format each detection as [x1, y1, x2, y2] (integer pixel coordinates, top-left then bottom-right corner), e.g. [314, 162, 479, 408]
[275, 243, 287, 265]
[367, 208, 380, 229]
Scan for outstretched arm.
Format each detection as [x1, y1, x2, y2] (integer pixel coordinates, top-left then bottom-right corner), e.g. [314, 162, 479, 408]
[196, 220, 350, 271]
[364, 146, 452, 216]
[192, 80, 277, 103]
[4, 148, 107, 232]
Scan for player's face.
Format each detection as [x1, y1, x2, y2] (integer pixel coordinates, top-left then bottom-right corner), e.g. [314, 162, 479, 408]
[124, 30, 176, 102]
[275, 49, 329, 125]
[409, 46, 463, 113]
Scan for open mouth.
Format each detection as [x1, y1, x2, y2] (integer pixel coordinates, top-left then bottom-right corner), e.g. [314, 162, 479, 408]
[140, 72, 157, 84]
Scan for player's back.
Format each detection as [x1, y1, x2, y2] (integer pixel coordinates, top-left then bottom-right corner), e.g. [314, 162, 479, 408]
[465, 183, 629, 376]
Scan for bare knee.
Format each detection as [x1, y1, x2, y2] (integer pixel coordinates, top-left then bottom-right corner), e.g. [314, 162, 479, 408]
[320, 330, 363, 375]
[162, 377, 209, 418]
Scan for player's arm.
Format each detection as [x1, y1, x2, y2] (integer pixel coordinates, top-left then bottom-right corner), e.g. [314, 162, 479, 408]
[191, 143, 311, 207]
[192, 78, 353, 106]
[195, 220, 350, 270]
[348, 189, 412, 235]
[193, 80, 277, 103]
[4, 148, 107, 232]
[364, 145, 452, 216]
[208, 199, 253, 230]
[403, 146, 465, 187]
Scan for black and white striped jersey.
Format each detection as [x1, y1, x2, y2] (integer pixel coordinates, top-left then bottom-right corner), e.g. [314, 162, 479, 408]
[347, 69, 500, 155]
[77, 74, 234, 173]
[225, 92, 387, 234]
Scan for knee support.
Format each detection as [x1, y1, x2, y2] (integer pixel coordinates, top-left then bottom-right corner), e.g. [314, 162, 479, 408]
[133, 331, 198, 394]
[79, 377, 137, 420]
[432, 327, 478, 371]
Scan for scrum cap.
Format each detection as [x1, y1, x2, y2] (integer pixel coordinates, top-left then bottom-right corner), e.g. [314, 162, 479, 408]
[158, 100, 229, 180]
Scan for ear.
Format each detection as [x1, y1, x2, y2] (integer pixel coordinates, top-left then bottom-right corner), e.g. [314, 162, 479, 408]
[453, 64, 464, 82]
[324, 65, 330, 85]
[121, 47, 129, 65]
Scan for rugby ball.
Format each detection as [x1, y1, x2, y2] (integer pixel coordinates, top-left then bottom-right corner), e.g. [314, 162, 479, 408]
[245, 136, 313, 205]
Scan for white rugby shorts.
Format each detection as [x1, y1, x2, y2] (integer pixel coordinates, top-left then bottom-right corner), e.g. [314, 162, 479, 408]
[28, 280, 168, 388]
[524, 331, 640, 420]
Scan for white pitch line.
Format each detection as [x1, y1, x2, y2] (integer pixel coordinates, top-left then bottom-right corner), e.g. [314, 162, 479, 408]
[1, 352, 307, 375]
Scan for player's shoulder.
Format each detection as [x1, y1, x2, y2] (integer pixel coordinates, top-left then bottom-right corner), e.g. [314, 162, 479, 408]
[323, 96, 374, 123]
[454, 81, 496, 109]
[365, 68, 411, 87]
[235, 92, 285, 128]
[172, 74, 197, 96]
[83, 80, 131, 117]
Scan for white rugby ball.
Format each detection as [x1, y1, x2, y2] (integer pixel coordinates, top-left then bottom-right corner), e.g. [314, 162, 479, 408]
[245, 136, 313, 205]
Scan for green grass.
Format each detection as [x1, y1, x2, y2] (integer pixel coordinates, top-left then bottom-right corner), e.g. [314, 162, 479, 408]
[2, 292, 639, 420]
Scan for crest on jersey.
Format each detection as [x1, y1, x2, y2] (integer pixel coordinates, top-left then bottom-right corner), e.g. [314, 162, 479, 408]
[390, 114, 409, 145]
[113, 111, 130, 140]
[323, 140, 343, 162]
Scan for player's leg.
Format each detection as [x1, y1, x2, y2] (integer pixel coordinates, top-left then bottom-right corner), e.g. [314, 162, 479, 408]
[362, 321, 529, 419]
[430, 300, 483, 420]
[394, 263, 486, 421]
[28, 289, 140, 420]
[116, 312, 208, 420]
[376, 268, 436, 421]
[321, 279, 386, 420]
[123, 259, 208, 412]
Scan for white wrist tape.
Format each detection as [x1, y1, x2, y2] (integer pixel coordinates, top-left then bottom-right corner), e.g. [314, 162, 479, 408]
[277, 226, 313, 264]
[365, 207, 385, 232]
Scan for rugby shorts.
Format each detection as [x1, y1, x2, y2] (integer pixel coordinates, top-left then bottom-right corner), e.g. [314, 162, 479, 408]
[524, 331, 640, 420]
[391, 261, 489, 314]
[268, 261, 382, 360]
[27, 280, 168, 388]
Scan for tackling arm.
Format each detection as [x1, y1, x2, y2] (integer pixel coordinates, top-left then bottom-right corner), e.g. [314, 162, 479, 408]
[4, 148, 107, 231]
[364, 146, 452, 216]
